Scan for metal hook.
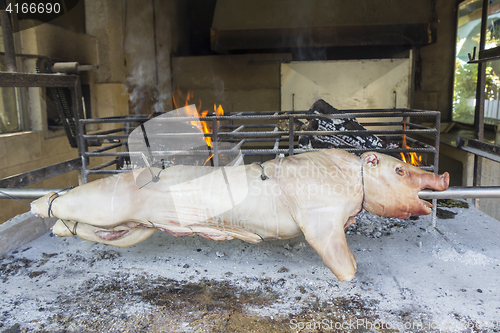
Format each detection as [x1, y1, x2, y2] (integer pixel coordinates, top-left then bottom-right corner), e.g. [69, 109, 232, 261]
[141, 153, 160, 183]
[253, 162, 268, 181]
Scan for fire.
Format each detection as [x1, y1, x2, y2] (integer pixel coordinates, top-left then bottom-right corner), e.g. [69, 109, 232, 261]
[400, 134, 423, 166]
[172, 89, 224, 165]
[172, 89, 224, 148]
[400, 146, 423, 166]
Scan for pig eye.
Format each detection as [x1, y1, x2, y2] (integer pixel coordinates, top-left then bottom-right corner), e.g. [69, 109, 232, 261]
[395, 167, 405, 176]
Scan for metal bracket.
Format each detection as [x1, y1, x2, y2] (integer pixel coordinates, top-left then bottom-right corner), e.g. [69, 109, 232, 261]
[0, 72, 84, 148]
[457, 137, 500, 163]
[0, 158, 81, 188]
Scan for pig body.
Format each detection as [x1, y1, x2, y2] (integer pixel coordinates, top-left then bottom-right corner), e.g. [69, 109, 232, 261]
[31, 149, 449, 281]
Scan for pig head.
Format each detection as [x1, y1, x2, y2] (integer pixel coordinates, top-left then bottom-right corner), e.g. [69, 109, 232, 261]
[361, 152, 449, 219]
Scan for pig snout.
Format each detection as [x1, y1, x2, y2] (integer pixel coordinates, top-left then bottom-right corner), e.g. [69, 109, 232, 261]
[420, 171, 449, 191]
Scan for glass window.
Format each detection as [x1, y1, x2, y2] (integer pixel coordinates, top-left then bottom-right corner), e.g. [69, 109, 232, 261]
[0, 28, 20, 134]
[453, 0, 500, 125]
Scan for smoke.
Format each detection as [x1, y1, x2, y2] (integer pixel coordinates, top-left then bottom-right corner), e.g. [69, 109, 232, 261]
[212, 76, 226, 102]
[124, 0, 172, 114]
[292, 32, 327, 61]
[150, 45, 172, 114]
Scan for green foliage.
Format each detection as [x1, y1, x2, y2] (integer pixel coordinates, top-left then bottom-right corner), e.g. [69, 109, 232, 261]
[453, 31, 500, 124]
[453, 61, 477, 124]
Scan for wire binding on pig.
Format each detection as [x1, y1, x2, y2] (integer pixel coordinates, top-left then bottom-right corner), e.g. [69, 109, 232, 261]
[60, 219, 78, 236]
[47, 193, 59, 218]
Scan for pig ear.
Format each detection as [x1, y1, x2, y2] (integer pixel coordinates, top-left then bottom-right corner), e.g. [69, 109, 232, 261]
[362, 153, 380, 168]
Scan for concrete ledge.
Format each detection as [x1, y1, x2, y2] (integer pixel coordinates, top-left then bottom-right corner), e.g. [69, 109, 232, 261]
[0, 212, 56, 256]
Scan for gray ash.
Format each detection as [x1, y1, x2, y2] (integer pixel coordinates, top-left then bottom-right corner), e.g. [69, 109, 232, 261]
[65, 249, 121, 267]
[346, 211, 415, 238]
[0, 257, 33, 281]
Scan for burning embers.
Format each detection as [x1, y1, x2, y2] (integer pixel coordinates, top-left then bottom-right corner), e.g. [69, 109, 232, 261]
[294, 100, 395, 151]
[284, 99, 426, 167]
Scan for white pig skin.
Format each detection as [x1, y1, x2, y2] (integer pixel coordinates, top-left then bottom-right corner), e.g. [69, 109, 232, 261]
[31, 149, 449, 281]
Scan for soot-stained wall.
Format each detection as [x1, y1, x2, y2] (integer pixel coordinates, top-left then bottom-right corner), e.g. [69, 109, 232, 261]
[85, 0, 457, 119]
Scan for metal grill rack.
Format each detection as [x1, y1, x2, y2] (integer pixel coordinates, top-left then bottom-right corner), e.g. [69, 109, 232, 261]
[78, 108, 441, 183]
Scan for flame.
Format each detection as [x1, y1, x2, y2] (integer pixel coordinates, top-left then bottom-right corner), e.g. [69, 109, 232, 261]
[400, 147, 423, 166]
[400, 133, 423, 166]
[172, 89, 224, 165]
[172, 88, 224, 148]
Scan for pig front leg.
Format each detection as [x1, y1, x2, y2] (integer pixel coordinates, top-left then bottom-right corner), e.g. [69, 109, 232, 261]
[297, 213, 357, 281]
[52, 220, 158, 247]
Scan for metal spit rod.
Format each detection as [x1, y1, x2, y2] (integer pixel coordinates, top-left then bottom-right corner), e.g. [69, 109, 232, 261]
[1, 187, 500, 200]
[0, 188, 70, 200]
[418, 187, 500, 199]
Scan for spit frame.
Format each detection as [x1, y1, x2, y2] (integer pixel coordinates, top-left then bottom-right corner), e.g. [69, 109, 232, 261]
[77, 108, 441, 181]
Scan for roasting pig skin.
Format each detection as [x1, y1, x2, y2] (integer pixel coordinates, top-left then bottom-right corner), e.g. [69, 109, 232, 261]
[31, 149, 449, 281]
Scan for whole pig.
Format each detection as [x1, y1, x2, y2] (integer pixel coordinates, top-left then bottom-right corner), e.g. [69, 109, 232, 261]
[31, 149, 449, 281]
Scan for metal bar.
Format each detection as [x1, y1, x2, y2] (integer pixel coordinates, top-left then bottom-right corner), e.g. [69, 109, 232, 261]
[402, 114, 408, 146]
[90, 141, 125, 153]
[78, 111, 441, 124]
[79, 116, 147, 124]
[140, 153, 159, 182]
[231, 108, 440, 115]
[0, 188, 70, 200]
[271, 112, 281, 158]
[0, 51, 43, 59]
[419, 186, 500, 199]
[140, 123, 155, 163]
[431, 105, 441, 227]
[71, 76, 83, 147]
[468, 45, 500, 63]
[230, 139, 246, 151]
[78, 117, 89, 184]
[237, 129, 437, 137]
[228, 125, 245, 133]
[415, 166, 436, 172]
[466, 139, 500, 163]
[225, 138, 282, 143]
[358, 121, 404, 127]
[86, 147, 437, 157]
[88, 127, 127, 136]
[461, 146, 500, 163]
[406, 122, 434, 130]
[87, 169, 125, 175]
[2, 186, 496, 201]
[288, 116, 294, 156]
[0, 11, 17, 72]
[0, 158, 81, 188]
[228, 114, 234, 132]
[0, 72, 80, 87]
[405, 136, 435, 149]
[88, 159, 119, 171]
[82, 128, 437, 141]
[472, 0, 489, 207]
[212, 119, 219, 167]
